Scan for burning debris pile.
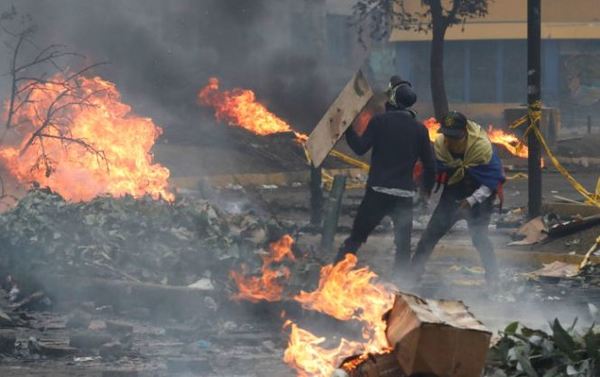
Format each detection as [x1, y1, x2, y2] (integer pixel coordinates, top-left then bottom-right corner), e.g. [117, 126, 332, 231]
[0, 75, 173, 202]
[285, 284, 493, 377]
[0, 189, 283, 286]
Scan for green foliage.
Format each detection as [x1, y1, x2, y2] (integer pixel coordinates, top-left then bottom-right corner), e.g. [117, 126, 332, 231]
[487, 320, 600, 377]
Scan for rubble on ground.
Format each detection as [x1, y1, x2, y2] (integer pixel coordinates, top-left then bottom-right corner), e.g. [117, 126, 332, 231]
[509, 207, 600, 251]
[0, 284, 290, 375]
[0, 189, 286, 288]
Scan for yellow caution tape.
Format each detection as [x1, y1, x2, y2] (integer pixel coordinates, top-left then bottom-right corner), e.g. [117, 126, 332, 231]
[321, 169, 333, 191]
[301, 141, 368, 191]
[307, 103, 599, 201]
[321, 168, 365, 191]
[329, 149, 370, 171]
[510, 101, 600, 207]
[505, 172, 528, 180]
[301, 142, 368, 171]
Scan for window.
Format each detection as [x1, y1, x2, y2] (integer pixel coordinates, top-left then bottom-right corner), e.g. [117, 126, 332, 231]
[470, 41, 497, 103]
[444, 41, 466, 103]
[502, 40, 527, 103]
[410, 43, 431, 102]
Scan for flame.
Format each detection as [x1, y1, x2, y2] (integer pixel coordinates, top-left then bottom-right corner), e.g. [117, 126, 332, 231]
[486, 124, 529, 158]
[198, 77, 307, 142]
[0, 75, 173, 202]
[284, 320, 367, 377]
[230, 234, 296, 303]
[354, 110, 373, 137]
[423, 117, 530, 159]
[285, 254, 395, 377]
[198, 79, 531, 162]
[228, 242, 396, 376]
[423, 117, 442, 142]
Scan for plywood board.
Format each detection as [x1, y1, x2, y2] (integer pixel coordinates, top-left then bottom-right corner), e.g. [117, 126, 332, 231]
[307, 70, 374, 167]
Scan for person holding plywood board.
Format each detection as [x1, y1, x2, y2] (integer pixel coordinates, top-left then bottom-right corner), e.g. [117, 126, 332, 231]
[334, 76, 436, 278]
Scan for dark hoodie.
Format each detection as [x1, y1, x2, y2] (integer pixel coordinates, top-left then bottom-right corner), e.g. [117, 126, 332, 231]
[345, 86, 435, 192]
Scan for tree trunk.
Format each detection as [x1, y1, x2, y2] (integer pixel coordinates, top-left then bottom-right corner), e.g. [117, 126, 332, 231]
[430, 2, 449, 121]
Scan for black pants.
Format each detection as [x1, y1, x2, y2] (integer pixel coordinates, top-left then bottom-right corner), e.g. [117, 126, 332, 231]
[335, 188, 413, 272]
[411, 186, 499, 283]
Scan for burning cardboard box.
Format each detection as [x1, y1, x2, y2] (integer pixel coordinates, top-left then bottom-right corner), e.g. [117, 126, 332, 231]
[385, 293, 491, 377]
[336, 293, 491, 377]
[339, 352, 405, 377]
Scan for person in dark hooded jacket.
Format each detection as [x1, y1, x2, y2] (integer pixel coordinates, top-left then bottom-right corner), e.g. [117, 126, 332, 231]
[334, 76, 436, 277]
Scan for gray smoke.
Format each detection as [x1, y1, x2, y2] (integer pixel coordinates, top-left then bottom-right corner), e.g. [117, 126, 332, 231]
[0, 0, 343, 143]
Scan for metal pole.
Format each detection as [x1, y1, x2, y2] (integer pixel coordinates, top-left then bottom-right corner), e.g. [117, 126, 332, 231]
[528, 0, 542, 218]
[310, 165, 323, 226]
[320, 175, 346, 253]
[588, 115, 592, 135]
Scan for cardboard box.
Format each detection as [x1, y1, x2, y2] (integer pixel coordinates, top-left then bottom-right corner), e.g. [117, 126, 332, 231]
[385, 293, 491, 377]
[344, 352, 405, 377]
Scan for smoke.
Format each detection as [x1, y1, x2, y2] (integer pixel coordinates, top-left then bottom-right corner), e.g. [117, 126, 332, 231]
[416, 231, 597, 332]
[0, 0, 341, 143]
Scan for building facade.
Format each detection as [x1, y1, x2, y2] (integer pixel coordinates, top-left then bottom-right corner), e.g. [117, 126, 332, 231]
[325, 0, 600, 126]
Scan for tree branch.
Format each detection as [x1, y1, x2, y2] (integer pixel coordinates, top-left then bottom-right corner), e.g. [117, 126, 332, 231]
[1, 7, 111, 180]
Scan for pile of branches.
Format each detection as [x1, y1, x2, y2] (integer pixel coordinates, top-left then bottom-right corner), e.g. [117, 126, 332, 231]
[487, 320, 600, 377]
[0, 190, 284, 286]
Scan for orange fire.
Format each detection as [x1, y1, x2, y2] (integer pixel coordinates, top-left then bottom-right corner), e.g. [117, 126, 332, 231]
[284, 321, 368, 377]
[198, 77, 308, 142]
[354, 110, 373, 137]
[230, 234, 296, 303]
[423, 117, 442, 142]
[0, 74, 173, 202]
[198, 78, 531, 162]
[423, 117, 530, 158]
[486, 124, 529, 158]
[285, 254, 395, 377]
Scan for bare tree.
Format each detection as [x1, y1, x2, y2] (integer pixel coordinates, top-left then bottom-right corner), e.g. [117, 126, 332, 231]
[0, 6, 107, 179]
[354, 0, 490, 120]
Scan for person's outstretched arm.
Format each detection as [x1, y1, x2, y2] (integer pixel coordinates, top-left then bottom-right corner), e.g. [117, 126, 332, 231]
[345, 117, 375, 156]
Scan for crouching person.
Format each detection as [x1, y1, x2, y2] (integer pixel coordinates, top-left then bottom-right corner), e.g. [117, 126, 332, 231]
[411, 111, 505, 286]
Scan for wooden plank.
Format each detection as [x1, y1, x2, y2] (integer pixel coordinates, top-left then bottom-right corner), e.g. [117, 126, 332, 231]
[431, 243, 600, 266]
[307, 70, 374, 167]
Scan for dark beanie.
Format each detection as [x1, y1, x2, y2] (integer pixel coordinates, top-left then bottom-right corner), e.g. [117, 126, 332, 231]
[392, 83, 417, 108]
[390, 75, 407, 87]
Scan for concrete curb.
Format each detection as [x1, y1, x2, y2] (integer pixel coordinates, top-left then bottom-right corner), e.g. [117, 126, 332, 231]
[431, 244, 600, 267]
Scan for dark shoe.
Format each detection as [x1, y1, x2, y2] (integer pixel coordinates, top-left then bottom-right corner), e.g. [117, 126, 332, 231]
[390, 264, 421, 292]
[334, 238, 361, 264]
[485, 270, 500, 286]
[393, 258, 410, 274]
